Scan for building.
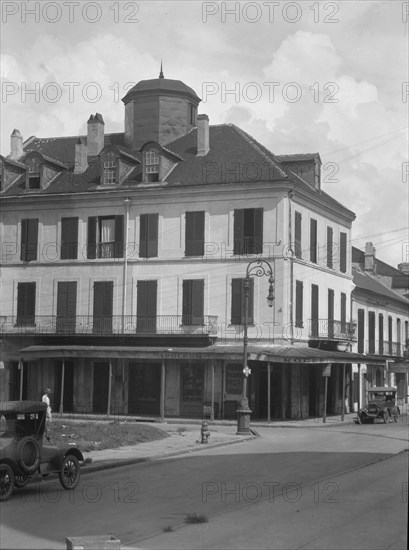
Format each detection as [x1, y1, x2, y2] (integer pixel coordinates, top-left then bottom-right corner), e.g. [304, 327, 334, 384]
[0, 70, 386, 421]
[351, 243, 409, 408]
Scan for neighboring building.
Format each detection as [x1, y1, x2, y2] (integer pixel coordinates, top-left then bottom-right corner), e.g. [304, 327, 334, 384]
[0, 70, 385, 420]
[352, 243, 409, 408]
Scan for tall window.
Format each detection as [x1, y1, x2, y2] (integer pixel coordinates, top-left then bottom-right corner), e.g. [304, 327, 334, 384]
[340, 292, 346, 333]
[368, 311, 375, 354]
[103, 152, 117, 184]
[27, 157, 41, 189]
[17, 282, 36, 326]
[139, 213, 159, 258]
[310, 219, 317, 263]
[189, 104, 197, 125]
[379, 314, 384, 354]
[137, 280, 157, 333]
[294, 211, 302, 258]
[233, 208, 263, 255]
[311, 284, 319, 338]
[295, 280, 303, 328]
[61, 217, 79, 260]
[231, 278, 254, 325]
[87, 216, 124, 259]
[327, 227, 333, 268]
[340, 232, 347, 273]
[21, 218, 38, 261]
[388, 316, 393, 354]
[185, 211, 205, 256]
[328, 289, 334, 337]
[145, 148, 160, 182]
[357, 309, 365, 353]
[182, 280, 204, 325]
[93, 281, 113, 334]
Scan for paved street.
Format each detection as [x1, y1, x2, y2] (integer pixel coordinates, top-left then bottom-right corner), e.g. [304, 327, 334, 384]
[1, 418, 407, 550]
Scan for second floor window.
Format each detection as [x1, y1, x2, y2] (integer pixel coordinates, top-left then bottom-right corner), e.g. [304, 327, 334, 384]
[139, 213, 159, 258]
[145, 148, 160, 182]
[340, 232, 347, 273]
[21, 218, 38, 261]
[295, 280, 303, 328]
[27, 157, 41, 189]
[231, 278, 254, 325]
[294, 211, 302, 258]
[327, 226, 333, 268]
[61, 217, 79, 260]
[87, 215, 124, 259]
[234, 208, 263, 255]
[182, 279, 204, 325]
[185, 211, 205, 256]
[17, 282, 36, 326]
[103, 152, 117, 184]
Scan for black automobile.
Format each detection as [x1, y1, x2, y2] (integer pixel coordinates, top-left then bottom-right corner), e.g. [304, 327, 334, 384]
[356, 387, 400, 424]
[0, 401, 84, 501]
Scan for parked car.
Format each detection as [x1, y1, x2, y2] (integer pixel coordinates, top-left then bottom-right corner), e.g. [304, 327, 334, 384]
[0, 401, 84, 501]
[356, 387, 400, 424]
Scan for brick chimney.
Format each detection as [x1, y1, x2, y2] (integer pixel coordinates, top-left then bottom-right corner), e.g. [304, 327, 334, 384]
[364, 242, 376, 273]
[397, 263, 409, 274]
[197, 114, 209, 156]
[74, 137, 88, 173]
[87, 113, 104, 156]
[10, 129, 24, 160]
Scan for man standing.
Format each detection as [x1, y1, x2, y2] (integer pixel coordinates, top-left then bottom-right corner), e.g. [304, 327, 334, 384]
[42, 388, 52, 436]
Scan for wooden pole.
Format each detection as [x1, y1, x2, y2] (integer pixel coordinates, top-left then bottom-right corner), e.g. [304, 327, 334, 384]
[160, 359, 166, 420]
[267, 362, 271, 423]
[341, 363, 346, 421]
[323, 376, 328, 423]
[357, 364, 361, 410]
[211, 361, 215, 421]
[19, 360, 23, 400]
[59, 360, 65, 415]
[107, 361, 112, 416]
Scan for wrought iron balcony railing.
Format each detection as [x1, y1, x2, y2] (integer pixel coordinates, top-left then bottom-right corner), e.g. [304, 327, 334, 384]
[0, 315, 218, 336]
[358, 340, 404, 357]
[308, 319, 357, 341]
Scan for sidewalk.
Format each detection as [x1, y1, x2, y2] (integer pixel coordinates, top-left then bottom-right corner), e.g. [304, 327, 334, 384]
[80, 410, 371, 474]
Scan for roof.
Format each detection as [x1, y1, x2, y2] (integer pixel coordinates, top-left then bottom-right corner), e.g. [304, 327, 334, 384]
[0, 401, 47, 414]
[19, 343, 387, 364]
[352, 268, 409, 307]
[122, 78, 200, 104]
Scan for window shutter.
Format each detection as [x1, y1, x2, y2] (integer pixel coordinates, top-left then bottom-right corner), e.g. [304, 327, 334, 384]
[253, 209, 263, 254]
[20, 219, 28, 261]
[139, 214, 147, 258]
[182, 280, 192, 325]
[114, 215, 124, 258]
[368, 311, 375, 353]
[191, 280, 204, 325]
[185, 211, 204, 256]
[231, 279, 242, 324]
[147, 214, 158, 258]
[246, 278, 254, 324]
[295, 281, 303, 328]
[137, 280, 157, 332]
[310, 219, 317, 263]
[17, 282, 36, 325]
[328, 289, 334, 338]
[340, 292, 346, 332]
[233, 209, 244, 255]
[294, 211, 302, 258]
[340, 232, 347, 273]
[87, 217, 97, 259]
[93, 281, 113, 333]
[378, 314, 384, 354]
[21, 219, 38, 261]
[311, 284, 319, 337]
[61, 217, 78, 260]
[327, 227, 333, 268]
[357, 309, 365, 353]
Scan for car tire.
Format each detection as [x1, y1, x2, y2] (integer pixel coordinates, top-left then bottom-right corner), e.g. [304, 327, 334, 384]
[383, 411, 389, 424]
[59, 455, 80, 490]
[17, 437, 41, 475]
[393, 414, 399, 423]
[14, 475, 30, 488]
[0, 463, 15, 501]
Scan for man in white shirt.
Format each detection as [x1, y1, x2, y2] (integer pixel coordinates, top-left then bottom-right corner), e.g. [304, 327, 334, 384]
[42, 388, 52, 437]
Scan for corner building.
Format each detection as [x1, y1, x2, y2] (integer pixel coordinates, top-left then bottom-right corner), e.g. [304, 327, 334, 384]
[0, 72, 385, 420]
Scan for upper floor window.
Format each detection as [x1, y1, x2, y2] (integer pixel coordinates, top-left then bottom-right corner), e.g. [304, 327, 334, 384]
[145, 148, 160, 182]
[61, 217, 79, 260]
[326, 226, 333, 268]
[87, 215, 124, 259]
[17, 282, 36, 326]
[21, 218, 38, 261]
[231, 278, 254, 325]
[27, 157, 41, 189]
[340, 232, 347, 273]
[185, 211, 205, 256]
[294, 211, 302, 258]
[189, 104, 197, 126]
[103, 152, 117, 184]
[139, 213, 159, 258]
[310, 219, 317, 263]
[234, 208, 263, 255]
[182, 279, 204, 325]
[295, 280, 303, 328]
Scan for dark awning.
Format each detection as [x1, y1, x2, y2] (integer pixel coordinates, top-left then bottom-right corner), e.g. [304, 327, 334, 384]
[18, 344, 388, 364]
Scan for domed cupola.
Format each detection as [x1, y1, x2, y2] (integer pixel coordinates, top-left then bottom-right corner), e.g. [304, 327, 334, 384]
[122, 64, 201, 150]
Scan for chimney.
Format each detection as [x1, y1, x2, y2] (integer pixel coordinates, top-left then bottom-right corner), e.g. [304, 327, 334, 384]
[197, 114, 209, 156]
[74, 137, 88, 174]
[398, 263, 409, 274]
[10, 129, 24, 160]
[87, 113, 104, 156]
[364, 242, 376, 273]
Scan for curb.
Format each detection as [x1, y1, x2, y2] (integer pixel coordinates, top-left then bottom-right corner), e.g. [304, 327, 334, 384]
[81, 434, 256, 474]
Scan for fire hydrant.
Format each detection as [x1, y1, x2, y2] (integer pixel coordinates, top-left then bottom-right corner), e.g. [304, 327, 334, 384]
[200, 420, 210, 444]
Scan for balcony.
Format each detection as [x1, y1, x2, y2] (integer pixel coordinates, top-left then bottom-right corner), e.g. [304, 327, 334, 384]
[0, 315, 218, 337]
[358, 340, 404, 357]
[308, 319, 357, 341]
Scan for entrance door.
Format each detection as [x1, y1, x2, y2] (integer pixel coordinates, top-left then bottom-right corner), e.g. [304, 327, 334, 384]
[137, 281, 157, 333]
[180, 363, 204, 417]
[54, 361, 75, 413]
[128, 363, 161, 415]
[93, 281, 113, 334]
[57, 282, 77, 334]
[93, 362, 109, 413]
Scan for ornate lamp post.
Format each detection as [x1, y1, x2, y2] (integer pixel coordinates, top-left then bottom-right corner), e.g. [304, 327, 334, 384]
[236, 259, 275, 435]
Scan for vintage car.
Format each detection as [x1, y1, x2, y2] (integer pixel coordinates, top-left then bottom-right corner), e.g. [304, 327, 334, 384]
[0, 401, 84, 501]
[356, 387, 400, 424]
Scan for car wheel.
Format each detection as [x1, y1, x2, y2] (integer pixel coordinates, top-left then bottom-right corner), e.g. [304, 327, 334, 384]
[0, 464, 15, 501]
[14, 475, 30, 488]
[383, 411, 389, 424]
[59, 455, 80, 490]
[17, 437, 41, 475]
[393, 414, 399, 423]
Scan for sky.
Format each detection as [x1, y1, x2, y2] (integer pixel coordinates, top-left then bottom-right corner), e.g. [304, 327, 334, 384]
[1, 0, 408, 267]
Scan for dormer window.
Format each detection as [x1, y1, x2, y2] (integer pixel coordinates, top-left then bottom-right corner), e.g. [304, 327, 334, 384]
[145, 148, 160, 182]
[27, 157, 41, 189]
[103, 151, 117, 184]
[189, 104, 197, 126]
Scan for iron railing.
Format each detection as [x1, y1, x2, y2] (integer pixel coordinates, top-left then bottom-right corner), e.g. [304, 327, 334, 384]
[0, 315, 218, 336]
[308, 319, 357, 341]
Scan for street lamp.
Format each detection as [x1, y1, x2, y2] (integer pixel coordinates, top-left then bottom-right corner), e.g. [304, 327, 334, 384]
[237, 259, 275, 435]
